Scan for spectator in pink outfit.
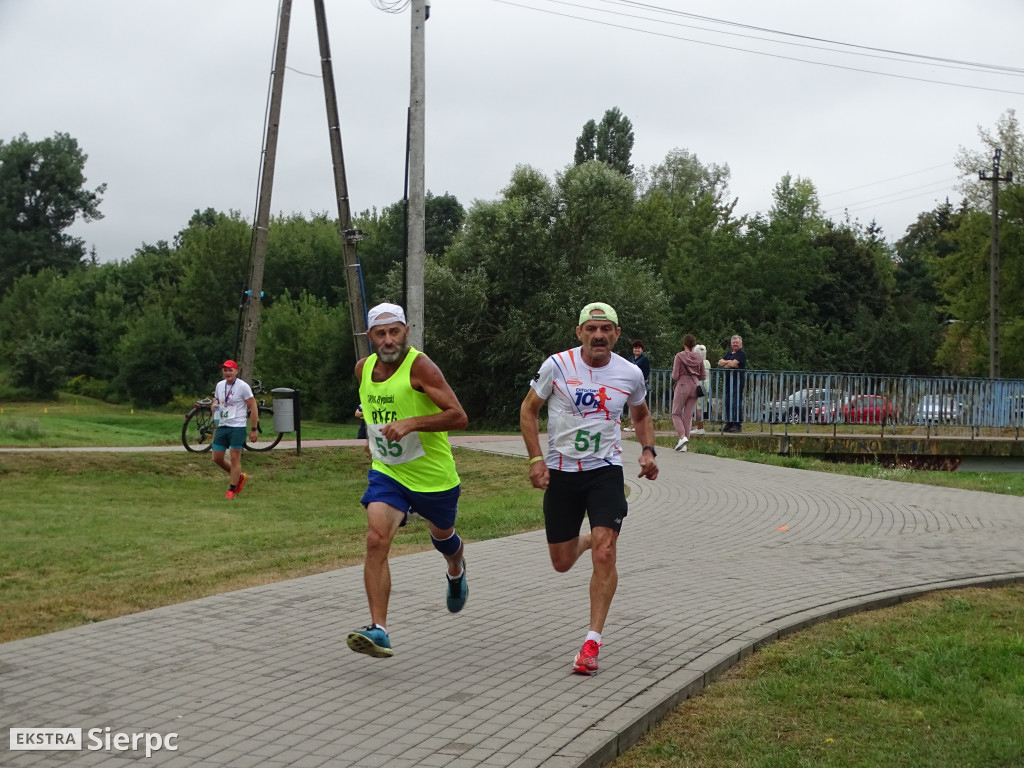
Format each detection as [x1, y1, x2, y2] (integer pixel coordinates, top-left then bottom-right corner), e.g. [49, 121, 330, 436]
[670, 334, 706, 452]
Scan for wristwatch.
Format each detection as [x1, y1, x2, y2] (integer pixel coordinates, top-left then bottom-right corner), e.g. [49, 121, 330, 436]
[642, 445, 657, 457]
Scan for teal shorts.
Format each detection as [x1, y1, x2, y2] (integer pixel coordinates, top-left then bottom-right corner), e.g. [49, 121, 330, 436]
[213, 425, 247, 451]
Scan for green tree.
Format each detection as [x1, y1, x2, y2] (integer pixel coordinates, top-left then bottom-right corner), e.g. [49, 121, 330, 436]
[7, 332, 69, 397]
[891, 200, 966, 374]
[169, 208, 250, 344]
[0, 132, 105, 296]
[808, 221, 899, 373]
[624, 148, 739, 334]
[938, 110, 1024, 376]
[256, 291, 354, 420]
[552, 161, 636, 273]
[435, 164, 670, 423]
[573, 107, 635, 177]
[934, 184, 1024, 376]
[955, 109, 1023, 210]
[114, 304, 199, 407]
[353, 191, 465, 304]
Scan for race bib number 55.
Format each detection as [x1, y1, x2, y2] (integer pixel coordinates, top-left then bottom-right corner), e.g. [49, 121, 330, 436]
[366, 422, 426, 465]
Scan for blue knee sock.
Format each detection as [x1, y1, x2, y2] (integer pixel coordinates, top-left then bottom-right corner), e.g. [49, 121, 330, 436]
[431, 532, 462, 558]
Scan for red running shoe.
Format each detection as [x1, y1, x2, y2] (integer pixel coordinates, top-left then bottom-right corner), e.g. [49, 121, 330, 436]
[225, 490, 236, 500]
[235, 473, 247, 495]
[573, 639, 601, 675]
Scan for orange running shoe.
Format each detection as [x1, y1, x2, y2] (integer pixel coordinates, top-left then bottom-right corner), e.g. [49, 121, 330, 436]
[235, 473, 248, 495]
[573, 639, 601, 675]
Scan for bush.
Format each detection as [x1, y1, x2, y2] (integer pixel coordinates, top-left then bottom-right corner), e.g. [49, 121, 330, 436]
[65, 375, 112, 401]
[0, 417, 44, 441]
[8, 333, 68, 397]
[114, 305, 200, 408]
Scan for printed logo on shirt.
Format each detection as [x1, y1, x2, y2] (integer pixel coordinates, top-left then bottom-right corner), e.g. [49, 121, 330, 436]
[574, 387, 615, 420]
[370, 408, 398, 425]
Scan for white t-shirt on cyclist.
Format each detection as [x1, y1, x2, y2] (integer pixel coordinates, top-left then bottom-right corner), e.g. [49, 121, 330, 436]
[530, 347, 646, 472]
[214, 379, 254, 427]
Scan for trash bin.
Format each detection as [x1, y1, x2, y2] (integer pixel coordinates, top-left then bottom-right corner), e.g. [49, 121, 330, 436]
[271, 388, 297, 433]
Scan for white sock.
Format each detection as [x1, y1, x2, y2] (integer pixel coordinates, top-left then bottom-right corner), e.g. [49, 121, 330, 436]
[373, 623, 388, 635]
[586, 631, 602, 645]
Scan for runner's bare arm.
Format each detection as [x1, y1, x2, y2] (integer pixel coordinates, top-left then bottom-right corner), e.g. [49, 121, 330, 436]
[520, 389, 549, 490]
[380, 354, 468, 441]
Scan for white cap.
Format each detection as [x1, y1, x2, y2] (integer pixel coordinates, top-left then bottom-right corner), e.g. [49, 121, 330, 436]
[367, 302, 407, 329]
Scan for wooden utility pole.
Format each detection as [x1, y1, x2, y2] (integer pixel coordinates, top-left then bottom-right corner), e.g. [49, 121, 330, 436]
[313, 0, 369, 360]
[239, 0, 292, 383]
[980, 148, 1014, 379]
[406, 0, 428, 349]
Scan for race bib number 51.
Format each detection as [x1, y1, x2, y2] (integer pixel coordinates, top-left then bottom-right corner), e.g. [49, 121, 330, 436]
[552, 414, 617, 459]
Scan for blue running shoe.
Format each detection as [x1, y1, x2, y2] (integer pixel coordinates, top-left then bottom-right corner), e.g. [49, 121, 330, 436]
[446, 559, 468, 613]
[347, 625, 393, 658]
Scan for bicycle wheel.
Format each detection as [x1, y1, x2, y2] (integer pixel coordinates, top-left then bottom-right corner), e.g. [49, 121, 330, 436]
[245, 405, 284, 452]
[182, 407, 216, 453]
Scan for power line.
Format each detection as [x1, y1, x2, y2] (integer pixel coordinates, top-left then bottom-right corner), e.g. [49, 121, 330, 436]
[370, 0, 410, 12]
[603, 0, 1024, 75]
[285, 65, 321, 78]
[492, 0, 1024, 95]
[825, 178, 960, 212]
[826, 185, 963, 220]
[543, 0, 1024, 78]
[820, 164, 955, 197]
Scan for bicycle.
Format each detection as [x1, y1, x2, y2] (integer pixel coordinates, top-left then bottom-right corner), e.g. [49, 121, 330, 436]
[181, 379, 284, 453]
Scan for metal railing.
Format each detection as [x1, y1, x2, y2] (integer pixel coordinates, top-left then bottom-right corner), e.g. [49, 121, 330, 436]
[648, 369, 1024, 437]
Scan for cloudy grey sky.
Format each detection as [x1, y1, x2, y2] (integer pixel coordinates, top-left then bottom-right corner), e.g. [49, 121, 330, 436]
[3, 0, 1022, 262]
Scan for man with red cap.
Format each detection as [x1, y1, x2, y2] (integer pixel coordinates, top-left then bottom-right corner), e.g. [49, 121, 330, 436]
[211, 360, 259, 499]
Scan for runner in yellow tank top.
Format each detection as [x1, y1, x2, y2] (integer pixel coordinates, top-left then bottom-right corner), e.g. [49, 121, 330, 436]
[347, 303, 470, 660]
[360, 345, 460, 492]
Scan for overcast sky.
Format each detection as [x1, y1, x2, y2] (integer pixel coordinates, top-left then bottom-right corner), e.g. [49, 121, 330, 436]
[3, 0, 1022, 262]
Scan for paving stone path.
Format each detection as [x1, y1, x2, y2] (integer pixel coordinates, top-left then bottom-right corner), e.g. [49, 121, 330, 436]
[3, 438, 1023, 767]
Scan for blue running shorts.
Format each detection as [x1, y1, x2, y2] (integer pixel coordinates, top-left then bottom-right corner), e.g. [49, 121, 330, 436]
[361, 469, 461, 529]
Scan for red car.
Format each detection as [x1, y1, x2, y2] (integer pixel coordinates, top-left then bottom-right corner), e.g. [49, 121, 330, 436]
[839, 395, 898, 425]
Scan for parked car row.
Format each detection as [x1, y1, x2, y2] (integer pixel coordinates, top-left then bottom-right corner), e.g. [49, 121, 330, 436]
[762, 388, 902, 425]
[652, 370, 1024, 428]
[762, 390, 982, 426]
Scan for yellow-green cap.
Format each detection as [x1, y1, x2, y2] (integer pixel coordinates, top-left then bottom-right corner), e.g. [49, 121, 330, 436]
[578, 302, 619, 326]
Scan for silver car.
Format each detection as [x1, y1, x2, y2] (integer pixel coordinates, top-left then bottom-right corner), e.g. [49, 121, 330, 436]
[913, 394, 963, 425]
[762, 388, 847, 424]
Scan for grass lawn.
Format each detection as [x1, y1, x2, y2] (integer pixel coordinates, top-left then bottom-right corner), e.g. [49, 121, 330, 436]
[0, 447, 540, 642]
[0, 392, 364, 447]
[613, 585, 1024, 768]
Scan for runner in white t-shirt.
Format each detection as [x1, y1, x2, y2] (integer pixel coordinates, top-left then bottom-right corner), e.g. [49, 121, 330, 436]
[520, 302, 659, 676]
[210, 360, 258, 500]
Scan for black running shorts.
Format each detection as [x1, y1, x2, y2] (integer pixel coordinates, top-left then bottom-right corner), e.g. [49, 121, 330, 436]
[543, 465, 628, 544]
